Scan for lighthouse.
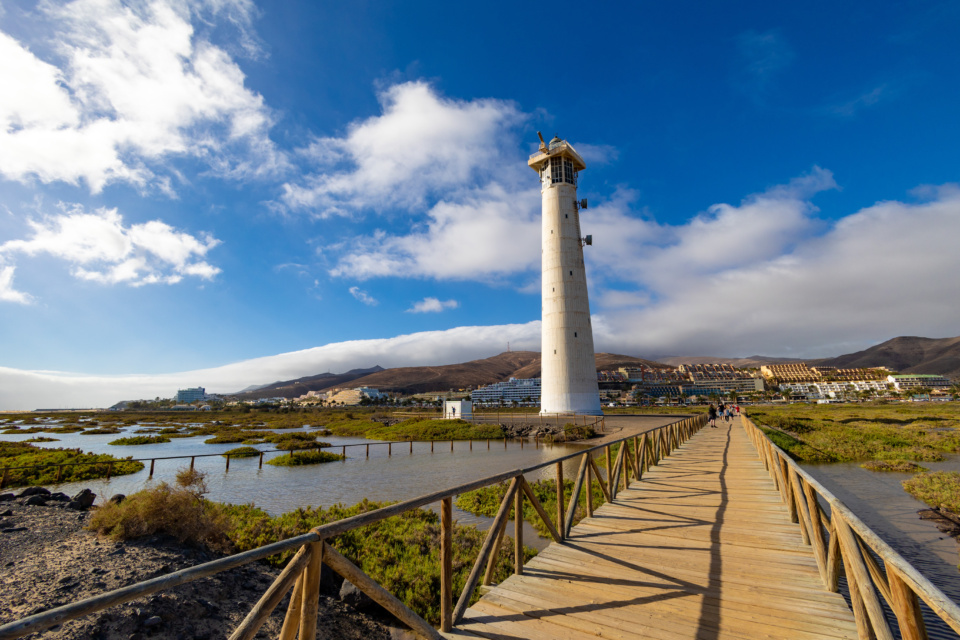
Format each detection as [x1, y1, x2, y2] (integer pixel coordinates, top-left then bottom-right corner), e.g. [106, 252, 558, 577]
[528, 134, 602, 416]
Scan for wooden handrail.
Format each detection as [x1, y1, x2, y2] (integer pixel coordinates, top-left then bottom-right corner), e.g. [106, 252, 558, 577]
[741, 414, 960, 639]
[0, 415, 705, 639]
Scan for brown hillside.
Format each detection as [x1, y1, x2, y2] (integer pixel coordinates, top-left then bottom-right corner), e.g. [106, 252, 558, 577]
[233, 366, 384, 400]
[335, 351, 542, 394]
[815, 336, 960, 379]
[253, 351, 674, 397]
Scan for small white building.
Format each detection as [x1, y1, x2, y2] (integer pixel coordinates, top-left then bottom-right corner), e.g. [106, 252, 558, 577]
[443, 400, 473, 420]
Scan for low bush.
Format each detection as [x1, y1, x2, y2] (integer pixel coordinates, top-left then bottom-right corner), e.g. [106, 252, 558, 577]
[82, 428, 122, 435]
[24, 437, 59, 443]
[903, 471, 960, 512]
[221, 446, 260, 458]
[109, 435, 171, 446]
[88, 468, 230, 551]
[0, 441, 143, 488]
[366, 419, 504, 441]
[266, 450, 345, 466]
[861, 460, 928, 473]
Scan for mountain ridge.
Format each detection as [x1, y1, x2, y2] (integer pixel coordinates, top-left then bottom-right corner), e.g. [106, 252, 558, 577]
[231, 334, 960, 400]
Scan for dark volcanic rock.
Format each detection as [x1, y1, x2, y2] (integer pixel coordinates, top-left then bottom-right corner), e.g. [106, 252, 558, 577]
[24, 495, 49, 506]
[70, 489, 96, 510]
[18, 487, 51, 497]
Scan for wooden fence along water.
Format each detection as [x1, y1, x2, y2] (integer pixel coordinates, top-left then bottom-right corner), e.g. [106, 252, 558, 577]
[3, 413, 960, 639]
[741, 414, 960, 640]
[0, 416, 702, 639]
[0, 415, 605, 489]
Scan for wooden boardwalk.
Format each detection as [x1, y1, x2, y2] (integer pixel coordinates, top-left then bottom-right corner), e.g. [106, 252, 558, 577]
[447, 420, 859, 640]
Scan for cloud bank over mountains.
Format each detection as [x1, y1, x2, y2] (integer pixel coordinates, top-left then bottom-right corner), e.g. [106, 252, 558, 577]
[0, 322, 542, 409]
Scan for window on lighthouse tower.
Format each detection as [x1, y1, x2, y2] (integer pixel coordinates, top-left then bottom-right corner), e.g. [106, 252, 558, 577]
[551, 158, 562, 184]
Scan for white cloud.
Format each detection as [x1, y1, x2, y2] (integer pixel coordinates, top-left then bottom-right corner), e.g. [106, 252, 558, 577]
[593, 182, 960, 357]
[407, 297, 459, 313]
[0, 266, 33, 304]
[0, 0, 283, 193]
[0, 322, 541, 410]
[280, 81, 525, 215]
[348, 286, 378, 306]
[0, 204, 220, 287]
[330, 185, 541, 280]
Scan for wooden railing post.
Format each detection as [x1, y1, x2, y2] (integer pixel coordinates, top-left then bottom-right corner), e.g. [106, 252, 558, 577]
[440, 497, 453, 632]
[299, 541, 323, 640]
[605, 445, 613, 496]
[835, 514, 895, 640]
[564, 453, 589, 536]
[514, 481, 524, 575]
[278, 572, 304, 640]
[230, 545, 311, 640]
[789, 468, 812, 545]
[802, 479, 828, 582]
[555, 462, 565, 542]
[585, 459, 594, 518]
[888, 565, 929, 640]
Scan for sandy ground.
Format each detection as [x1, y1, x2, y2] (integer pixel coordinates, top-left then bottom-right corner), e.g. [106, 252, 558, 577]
[0, 492, 411, 640]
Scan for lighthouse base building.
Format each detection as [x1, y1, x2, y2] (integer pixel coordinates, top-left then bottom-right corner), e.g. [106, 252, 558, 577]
[528, 135, 602, 416]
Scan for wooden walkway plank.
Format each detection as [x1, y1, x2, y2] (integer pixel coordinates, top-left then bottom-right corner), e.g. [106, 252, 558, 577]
[448, 420, 857, 640]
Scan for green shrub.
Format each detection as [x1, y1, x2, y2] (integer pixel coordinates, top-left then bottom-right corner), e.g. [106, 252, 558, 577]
[0, 441, 143, 488]
[903, 471, 960, 512]
[366, 419, 504, 441]
[24, 437, 59, 443]
[861, 460, 928, 473]
[266, 450, 345, 466]
[82, 428, 122, 435]
[221, 446, 260, 458]
[109, 435, 171, 445]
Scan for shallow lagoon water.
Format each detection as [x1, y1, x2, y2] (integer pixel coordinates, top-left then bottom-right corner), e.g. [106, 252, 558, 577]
[3, 425, 589, 549]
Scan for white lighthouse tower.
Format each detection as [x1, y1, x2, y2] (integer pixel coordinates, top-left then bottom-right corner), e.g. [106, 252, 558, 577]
[528, 133, 602, 416]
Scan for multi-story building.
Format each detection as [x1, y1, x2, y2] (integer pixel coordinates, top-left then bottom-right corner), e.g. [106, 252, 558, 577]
[887, 374, 953, 391]
[687, 377, 765, 394]
[760, 364, 819, 383]
[471, 378, 542, 404]
[175, 387, 206, 403]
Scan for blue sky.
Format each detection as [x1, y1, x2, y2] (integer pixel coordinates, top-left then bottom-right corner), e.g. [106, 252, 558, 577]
[1, 0, 959, 408]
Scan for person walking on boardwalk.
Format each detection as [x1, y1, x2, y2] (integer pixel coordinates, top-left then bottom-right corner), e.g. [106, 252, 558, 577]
[708, 403, 718, 428]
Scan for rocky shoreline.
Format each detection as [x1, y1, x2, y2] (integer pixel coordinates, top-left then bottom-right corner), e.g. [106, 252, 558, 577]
[0, 489, 412, 639]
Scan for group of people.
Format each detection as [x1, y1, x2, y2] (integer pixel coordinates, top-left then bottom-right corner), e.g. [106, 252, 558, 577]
[707, 402, 739, 427]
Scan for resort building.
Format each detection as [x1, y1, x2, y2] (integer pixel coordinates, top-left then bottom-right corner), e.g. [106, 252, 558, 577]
[471, 378, 542, 405]
[887, 374, 953, 391]
[175, 387, 206, 403]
